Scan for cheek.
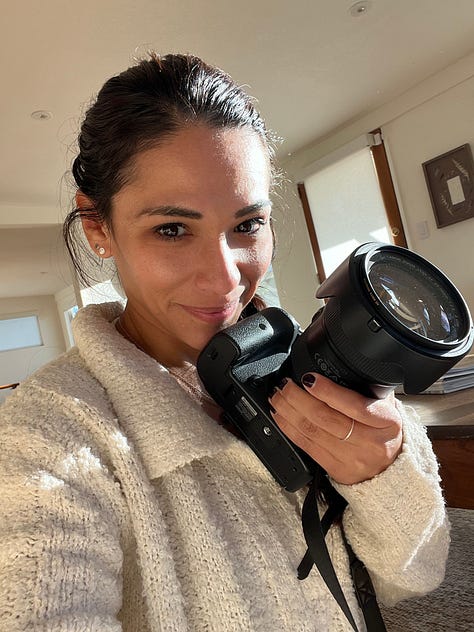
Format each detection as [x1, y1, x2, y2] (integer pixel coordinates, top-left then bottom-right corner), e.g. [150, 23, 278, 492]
[246, 239, 273, 282]
[113, 244, 175, 291]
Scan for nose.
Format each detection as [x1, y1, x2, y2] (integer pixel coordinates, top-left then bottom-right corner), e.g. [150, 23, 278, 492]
[195, 237, 242, 295]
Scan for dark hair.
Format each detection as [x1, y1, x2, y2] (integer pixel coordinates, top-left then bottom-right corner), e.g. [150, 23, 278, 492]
[64, 52, 276, 285]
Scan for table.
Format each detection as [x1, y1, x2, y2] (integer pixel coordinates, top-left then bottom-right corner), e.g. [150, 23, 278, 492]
[400, 387, 474, 509]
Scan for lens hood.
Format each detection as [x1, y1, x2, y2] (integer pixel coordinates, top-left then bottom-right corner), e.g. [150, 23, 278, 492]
[302, 242, 473, 395]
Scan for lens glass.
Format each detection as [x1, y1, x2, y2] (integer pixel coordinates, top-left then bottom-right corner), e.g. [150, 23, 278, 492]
[367, 251, 467, 343]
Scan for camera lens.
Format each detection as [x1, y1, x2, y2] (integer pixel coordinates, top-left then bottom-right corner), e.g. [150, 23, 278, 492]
[367, 251, 466, 345]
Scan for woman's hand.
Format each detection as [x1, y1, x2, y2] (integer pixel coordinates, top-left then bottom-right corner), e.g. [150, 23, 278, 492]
[268, 373, 403, 485]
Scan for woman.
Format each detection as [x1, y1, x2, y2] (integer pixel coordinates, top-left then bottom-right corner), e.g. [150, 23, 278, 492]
[0, 53, 448, 631]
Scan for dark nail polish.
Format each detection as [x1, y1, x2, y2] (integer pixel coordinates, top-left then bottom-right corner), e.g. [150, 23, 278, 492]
[269, 386, 277, 397]
[278, 378, 288, 389]
[269, 404, 276, 414]
[302, 373, 316, 388]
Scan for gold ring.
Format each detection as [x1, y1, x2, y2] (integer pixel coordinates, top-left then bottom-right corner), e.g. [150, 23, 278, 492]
[341, 418, 355, 442]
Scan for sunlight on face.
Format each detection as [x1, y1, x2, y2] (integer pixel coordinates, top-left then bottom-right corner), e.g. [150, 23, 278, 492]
[108, 125, 274, 366]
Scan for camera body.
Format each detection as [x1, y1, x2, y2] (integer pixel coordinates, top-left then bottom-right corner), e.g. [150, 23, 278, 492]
[197, 243, 473, 492]
[197, 307, 316, 491]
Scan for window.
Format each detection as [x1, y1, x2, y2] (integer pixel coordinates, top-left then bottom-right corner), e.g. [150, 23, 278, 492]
[298, 131, 407, 283]
[63, 305, 79, 348]
[259, 265, 280, 307]
[0, 315, 43, 352]
[303, 146, 390, 277]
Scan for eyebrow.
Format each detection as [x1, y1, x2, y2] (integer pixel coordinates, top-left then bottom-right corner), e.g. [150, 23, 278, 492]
[136, 199, 272, 220]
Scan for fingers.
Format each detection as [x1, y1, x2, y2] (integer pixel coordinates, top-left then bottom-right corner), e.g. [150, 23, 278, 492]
[268, 399, 366, 482]
[340, 418, 355, 442]
[270, 378, 358, 441]
[269, 374, 402, 441]
[268, 375, 404, 484]
[298, 373, 402, 430]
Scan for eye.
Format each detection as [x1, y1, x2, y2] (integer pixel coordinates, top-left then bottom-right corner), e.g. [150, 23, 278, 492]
[235, 217, 267, 235]
[153, 223, 187, 240]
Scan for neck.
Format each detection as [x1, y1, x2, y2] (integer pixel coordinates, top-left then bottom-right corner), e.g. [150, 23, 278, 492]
[116, 309, 195, 368]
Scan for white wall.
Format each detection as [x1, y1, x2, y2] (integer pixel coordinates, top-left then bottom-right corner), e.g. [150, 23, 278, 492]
[274, 51, 474, 326]
[271, 182, 320, 327]
[0, 295, 66, 403]
[382, 76, 474, 311]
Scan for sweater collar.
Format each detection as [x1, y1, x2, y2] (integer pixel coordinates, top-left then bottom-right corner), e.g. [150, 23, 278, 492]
[72, 302, 236, 480]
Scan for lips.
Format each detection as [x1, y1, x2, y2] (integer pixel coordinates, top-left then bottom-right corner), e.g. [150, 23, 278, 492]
[180, 301, 240, 324]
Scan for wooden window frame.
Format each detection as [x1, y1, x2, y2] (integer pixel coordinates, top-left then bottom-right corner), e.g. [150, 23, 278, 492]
[298, 129, 407, 283]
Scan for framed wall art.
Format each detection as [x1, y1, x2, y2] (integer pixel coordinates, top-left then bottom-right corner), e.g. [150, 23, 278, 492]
[422, 143, 474, 228]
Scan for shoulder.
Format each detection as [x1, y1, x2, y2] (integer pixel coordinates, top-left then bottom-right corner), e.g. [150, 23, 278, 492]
[10, 300, 128, 411]
[0, 346, 117, 455]
[0, 346, 129, 507]
[5, 347, 106, 409]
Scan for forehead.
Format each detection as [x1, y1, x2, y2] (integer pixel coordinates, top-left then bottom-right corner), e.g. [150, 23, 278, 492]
[116, 125, 271, 210]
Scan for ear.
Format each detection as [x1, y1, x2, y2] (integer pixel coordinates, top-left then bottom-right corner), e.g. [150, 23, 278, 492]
[76, 191, 111, 257]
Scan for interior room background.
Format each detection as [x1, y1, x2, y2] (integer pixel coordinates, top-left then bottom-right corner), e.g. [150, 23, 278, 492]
[1, 1, 473, 398]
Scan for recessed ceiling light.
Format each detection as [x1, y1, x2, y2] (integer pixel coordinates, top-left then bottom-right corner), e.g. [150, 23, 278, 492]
[31, 110, 53, 121]
[349, 1, 372, 17]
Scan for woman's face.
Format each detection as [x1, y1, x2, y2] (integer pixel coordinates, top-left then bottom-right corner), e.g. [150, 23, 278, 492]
[100, 125, 273, 365]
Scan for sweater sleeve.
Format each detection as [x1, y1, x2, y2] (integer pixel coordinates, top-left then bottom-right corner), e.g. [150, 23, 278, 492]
[331, 401, 450, 607]
[0, 387, 126, 631]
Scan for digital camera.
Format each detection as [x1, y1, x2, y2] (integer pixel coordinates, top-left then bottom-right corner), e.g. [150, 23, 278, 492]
[197, 242, 473, 492]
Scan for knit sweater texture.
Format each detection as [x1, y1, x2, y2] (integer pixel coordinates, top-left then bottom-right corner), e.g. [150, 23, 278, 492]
[0, 302, 449, 632]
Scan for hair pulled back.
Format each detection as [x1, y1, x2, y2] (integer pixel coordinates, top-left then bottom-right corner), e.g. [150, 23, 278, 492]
[64, 52, 274, 284]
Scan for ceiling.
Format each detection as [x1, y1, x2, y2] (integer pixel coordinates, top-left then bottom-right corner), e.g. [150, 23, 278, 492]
[1, 0, 474, 298]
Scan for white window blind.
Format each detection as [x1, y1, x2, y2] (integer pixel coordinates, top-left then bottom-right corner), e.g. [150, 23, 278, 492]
[0, 315, 43, 352]
[304, 145, 391, 276]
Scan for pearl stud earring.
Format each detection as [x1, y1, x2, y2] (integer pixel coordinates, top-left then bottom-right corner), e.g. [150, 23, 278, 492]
[95, 244, 106, 256]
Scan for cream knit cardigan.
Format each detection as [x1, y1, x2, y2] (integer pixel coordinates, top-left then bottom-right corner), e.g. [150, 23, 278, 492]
[0, 302, 449, 632]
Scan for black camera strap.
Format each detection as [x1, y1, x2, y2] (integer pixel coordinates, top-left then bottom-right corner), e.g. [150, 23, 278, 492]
[298, 479, 386, 632]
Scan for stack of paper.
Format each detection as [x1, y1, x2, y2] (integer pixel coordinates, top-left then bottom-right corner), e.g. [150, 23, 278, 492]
[420, 353, 474, 394]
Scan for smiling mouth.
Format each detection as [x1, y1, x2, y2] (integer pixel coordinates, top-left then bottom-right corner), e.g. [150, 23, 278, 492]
[181, 302, 240, 323]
